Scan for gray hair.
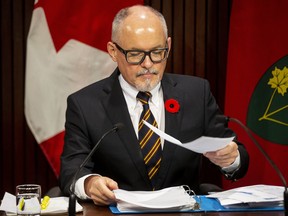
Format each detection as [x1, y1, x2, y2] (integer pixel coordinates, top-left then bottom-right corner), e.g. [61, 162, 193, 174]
[111, 5, 168, 42]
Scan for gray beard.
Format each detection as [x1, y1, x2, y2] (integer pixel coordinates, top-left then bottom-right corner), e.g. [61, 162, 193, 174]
[135, 78, 159, 92]
[135, 69, 160, 91]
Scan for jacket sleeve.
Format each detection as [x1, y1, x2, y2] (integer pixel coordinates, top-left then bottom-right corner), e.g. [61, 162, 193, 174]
[59, 94, 94, 196]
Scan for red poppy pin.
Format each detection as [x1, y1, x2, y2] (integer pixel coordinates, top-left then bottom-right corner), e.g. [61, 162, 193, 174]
[165, 99, 180, 113]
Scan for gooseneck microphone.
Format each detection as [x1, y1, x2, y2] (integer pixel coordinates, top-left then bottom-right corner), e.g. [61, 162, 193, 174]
[218, 115, 287, 216]
[68, 123, 124, 216]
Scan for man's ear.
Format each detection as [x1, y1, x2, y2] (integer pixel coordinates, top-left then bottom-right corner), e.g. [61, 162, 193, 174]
[167, 37, 172, 55]
[107, 42, 117, 62]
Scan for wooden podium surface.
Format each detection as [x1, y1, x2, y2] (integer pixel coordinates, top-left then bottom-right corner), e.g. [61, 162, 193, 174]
[78, 202, 285, 216]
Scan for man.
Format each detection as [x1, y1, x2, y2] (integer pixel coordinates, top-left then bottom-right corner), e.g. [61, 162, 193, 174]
[59, 5, 249, 206]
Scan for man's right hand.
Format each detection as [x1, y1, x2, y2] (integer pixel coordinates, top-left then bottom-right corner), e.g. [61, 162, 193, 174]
[84, 175, 119, 206]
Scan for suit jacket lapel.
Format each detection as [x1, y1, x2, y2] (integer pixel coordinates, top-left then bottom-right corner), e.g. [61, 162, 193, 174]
[162, 74, 183, 144]
[155, 74, 184, 189]
[101, 69, 151, 187]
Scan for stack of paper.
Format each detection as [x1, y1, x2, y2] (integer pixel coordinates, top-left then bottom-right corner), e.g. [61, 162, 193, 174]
[113, 186, 198, 213]
[207, 184, 284, 208]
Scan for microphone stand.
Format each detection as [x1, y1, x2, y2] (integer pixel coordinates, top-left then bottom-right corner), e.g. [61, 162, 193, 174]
[227, 116, 287, 216]
[68, 123, 124, 216]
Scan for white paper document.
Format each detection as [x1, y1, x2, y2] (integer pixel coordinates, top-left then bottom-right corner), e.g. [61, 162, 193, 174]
[0, 192, 83, 214]
[206, 184, 284, 208]
[143, 120, 234, 153]
[113, 186, 197, 212]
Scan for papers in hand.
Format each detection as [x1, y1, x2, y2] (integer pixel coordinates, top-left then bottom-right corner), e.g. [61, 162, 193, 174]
[207, 184, 284, 208]
[143, 120, 234, 153]
[0, 192, 83, 214]
[113, 186, 197, 212]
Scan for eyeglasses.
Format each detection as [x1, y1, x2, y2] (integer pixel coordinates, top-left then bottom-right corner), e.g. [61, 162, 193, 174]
[113, 42, 169, 65]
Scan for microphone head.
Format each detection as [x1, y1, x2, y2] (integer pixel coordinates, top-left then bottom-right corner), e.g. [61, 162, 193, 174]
[114, 123, 125, 131]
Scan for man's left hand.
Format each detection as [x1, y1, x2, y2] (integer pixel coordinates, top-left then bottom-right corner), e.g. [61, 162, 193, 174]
[204, 142, 238, 168]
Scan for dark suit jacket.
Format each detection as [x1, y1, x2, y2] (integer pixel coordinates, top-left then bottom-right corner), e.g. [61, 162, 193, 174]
[59, 69, 249, 195]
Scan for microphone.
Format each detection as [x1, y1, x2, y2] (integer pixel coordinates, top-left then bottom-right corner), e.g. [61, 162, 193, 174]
[68, 123, 124, 216]
[217, 115, 287, 216]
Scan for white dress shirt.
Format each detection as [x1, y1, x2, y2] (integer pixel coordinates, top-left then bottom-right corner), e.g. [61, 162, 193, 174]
[119, 74, 165, 146]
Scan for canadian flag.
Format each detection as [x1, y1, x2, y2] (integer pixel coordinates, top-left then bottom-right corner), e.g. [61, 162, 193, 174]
[25, 0, 143, 177]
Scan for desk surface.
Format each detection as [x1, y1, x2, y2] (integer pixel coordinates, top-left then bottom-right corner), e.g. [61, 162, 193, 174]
[78, 202, 285, 216]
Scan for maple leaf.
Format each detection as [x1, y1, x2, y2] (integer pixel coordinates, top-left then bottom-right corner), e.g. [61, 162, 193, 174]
[268, 66, 288, 96]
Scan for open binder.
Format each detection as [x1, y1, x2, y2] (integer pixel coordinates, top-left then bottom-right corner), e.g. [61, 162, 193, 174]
[109, 185, 284, 214]
[110, 196, 284, 214]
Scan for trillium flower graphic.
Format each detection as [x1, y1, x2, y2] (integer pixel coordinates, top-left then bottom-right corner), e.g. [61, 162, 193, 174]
[246, 55, 288, 145]
[259, 66, 288, 126]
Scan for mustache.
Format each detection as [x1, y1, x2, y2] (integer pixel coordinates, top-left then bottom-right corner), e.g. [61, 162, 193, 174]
[136, 69, 158, 77]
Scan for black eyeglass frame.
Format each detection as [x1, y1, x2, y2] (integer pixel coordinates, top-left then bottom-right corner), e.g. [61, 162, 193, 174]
[113, 42, 169, 65]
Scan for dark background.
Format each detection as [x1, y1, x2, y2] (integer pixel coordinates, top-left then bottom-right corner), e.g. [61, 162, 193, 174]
[0, 0, 232, 196]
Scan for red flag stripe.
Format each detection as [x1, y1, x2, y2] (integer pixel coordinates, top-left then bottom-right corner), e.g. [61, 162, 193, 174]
[40, 131, 65, 177]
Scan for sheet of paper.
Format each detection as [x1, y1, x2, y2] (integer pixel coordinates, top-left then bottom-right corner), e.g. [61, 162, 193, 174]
[0, 192, 83, 214]
[143, 120, 234, 153]
[206, 184, 284, 207]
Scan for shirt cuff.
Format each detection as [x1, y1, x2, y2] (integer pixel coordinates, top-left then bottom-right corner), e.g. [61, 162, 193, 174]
[74, 174, 100, 200]
[221, 150, 240, 173]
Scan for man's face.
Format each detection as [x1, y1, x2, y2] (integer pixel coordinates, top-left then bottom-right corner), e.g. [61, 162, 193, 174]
[108, 13, 171, 92]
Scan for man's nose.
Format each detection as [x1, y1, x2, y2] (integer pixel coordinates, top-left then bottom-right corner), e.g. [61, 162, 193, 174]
[140, 54, 153, 68]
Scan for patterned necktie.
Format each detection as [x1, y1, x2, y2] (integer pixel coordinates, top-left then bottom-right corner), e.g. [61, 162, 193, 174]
[137, 91, 162, 188]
